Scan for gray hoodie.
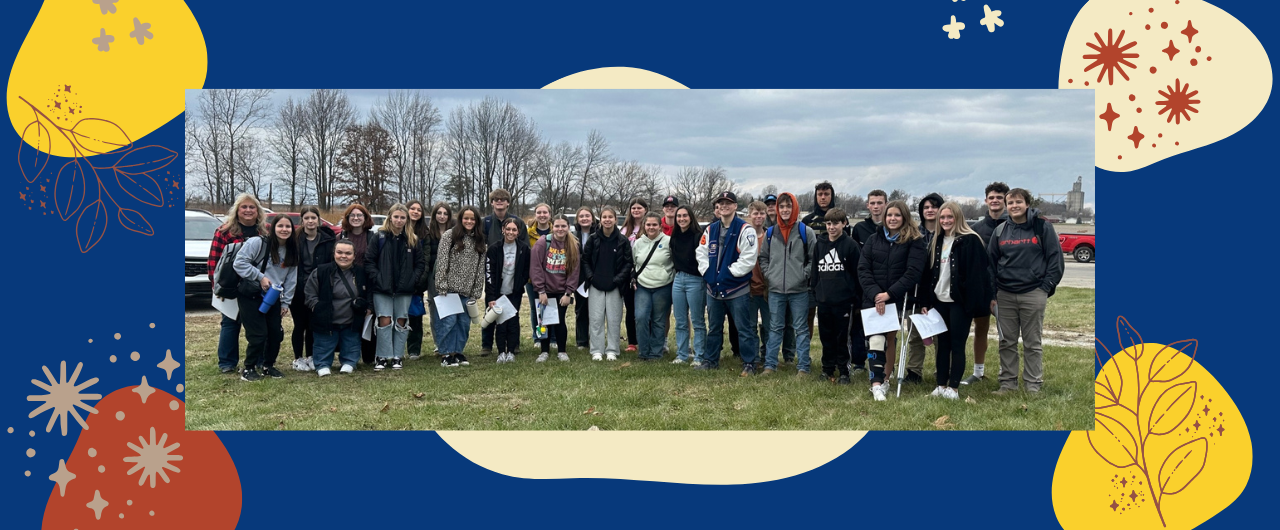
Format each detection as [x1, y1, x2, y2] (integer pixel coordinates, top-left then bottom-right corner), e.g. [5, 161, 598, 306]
[233, 236, 298, 306]
[759, 221, 816, 294]
[986, 208, 1064, 295]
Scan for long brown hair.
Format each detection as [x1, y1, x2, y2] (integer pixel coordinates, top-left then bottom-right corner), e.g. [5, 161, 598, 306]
[884, 200, 922, 242]
[428, 202, 455, 240]
[621, 197, 648, 237]
[407, 200, 430, 243]
[218, 193, 268, 238]
[552, 216, 579, 273]
[264, 214, 299, 267]
[452, 206, 486, 254]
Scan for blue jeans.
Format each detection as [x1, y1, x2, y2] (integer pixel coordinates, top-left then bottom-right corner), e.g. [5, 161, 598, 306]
[373, 293, 412, 360]
[635, 282, 673, 359]
[313, 325, 362, 370]
[705, 293, 757, 368]
[750, 294, 771, 357]
[767, 292, 812, 372]
[217, 313, 241, 370]
[436, 295, 473, 354]
[671, 272, 706, 362]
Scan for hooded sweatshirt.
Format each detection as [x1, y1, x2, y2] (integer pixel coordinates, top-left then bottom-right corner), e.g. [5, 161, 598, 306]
[810, 231, 862, 306]
[917, 193, 944, 246]
[759, 192, 816, 294]
[969, 210, 1007, 245]
[233, 236, 299, 306]
[801, 192, 838, 240]
[852, 216, 879, 246]
[986, 208, 1064, 296]
[530, 234, 581, 295]
[583, 227, 633, 292]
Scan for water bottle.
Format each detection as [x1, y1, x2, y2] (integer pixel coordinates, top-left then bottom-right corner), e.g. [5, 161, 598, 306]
[533, 303, 548, 340]
[259, 283, 283, 313]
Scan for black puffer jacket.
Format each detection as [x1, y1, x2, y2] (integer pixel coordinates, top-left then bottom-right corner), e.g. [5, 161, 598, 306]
[365, 229, 426, 296]
[856, 229, 927, 310]
[416, 232, 444, 294]
[919, 233, 994, 318]
[484, 238, 531, 305]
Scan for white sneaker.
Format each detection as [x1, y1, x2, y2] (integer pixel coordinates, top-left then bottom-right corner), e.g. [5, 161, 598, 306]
[690, 361, 703, 368]
[943, 388, 960, 400]
[305, 357, 315, 370]
[558, 352, 570, 362]
[292, 358, 306, 371]
[931, 386, 947, 397]
[340, 364, 355, 374]
[592, 353, 603, 361]
[409, 353, 421, 360]
[671, 358, 686, 364]
[606, 353, 617, 361]
[536, 353, 549, 363]
[871, 384, 887, 401]
[317, 367, 331, 377]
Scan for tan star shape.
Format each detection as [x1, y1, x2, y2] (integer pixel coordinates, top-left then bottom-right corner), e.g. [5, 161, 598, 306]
[49, 458, 76, 496]
[133, 375, 155, 404]
[157, 349, 180, 380]
[86, 489, 109, 520]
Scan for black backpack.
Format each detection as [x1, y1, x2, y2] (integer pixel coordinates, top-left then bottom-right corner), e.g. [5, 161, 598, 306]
[212, 241, 246, 299]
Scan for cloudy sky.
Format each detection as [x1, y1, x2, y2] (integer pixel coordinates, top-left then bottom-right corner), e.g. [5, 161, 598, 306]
[187, 89, 1095, 209]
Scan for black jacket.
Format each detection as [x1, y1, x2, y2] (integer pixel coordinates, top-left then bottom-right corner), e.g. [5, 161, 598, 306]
[417, 233, 443, 294]
[969, 212, 1006, 245]
[365, 229, 426, 296]
[919, 233, 994, 318]
[801, 195, 851, 240]
[308, 262, 369, 334]
[857, 229, 927, 310]
[484, 239, 531, 304]
[852, 218, 879, 246]
[298, 225, 337, 281]
[668, 222, 703, 276]
[582, 227, 633, 292]
[810, 233, 861, 306]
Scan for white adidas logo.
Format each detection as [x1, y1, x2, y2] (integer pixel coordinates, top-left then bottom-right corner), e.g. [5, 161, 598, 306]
[817, 248, 843, 272]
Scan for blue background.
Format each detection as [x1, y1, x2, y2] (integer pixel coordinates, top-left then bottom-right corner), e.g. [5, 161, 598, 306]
[2, 0, 1275, 527]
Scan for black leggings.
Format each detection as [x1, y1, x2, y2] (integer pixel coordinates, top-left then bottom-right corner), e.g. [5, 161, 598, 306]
[290, 300, 313, 359]
[574, 291, 590, 347]
[817, 304, 851, 376]
[540, 293, 570, 353]
[495, 296, 523, 354]
[621, 283, 638, 346]
[934, 301, 972, 388]
[240, 297, 283, 369]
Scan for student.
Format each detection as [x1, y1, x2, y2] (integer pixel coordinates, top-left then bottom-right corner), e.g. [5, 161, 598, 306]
[571, 207, 598, 350]
[764, 194, 778, 229]
[208, 193, 268, 374]
[988, 188, 1064, 394]
[764, 193, 795, 364]
[435, 206, 488, 367]
[660, 196, 679, 235]
[760, 192, 816, 375]
[619, 198, 648, 352]
[420, 202, 455, 361]
[633, 212, 674, 361]
[852, 189, 886, 246]
[963, 181, 1009, 385]
[583, 206, 632, 361]
[366, 204, 426, 371]
[800, 182, 846, 357]
[405, 200, 432, 361]
[734, 201, 770, 369]
[668, 205, 706, 366]
[810, 208, 861, 385]
[486, 218, 530, 364]
[304, 239, 370, 376]
[904, 193, 944, 383]
[290, 206, 336, 371]
[857, 200, 926, 401]
[919, 202, 994, 399]
[233, 213, 299, 382]
[524, 203, 554, 353]
[339, 203, 378, 365]
[480, 189, 527, 357]
[531, 216, 580, 362]
[696, 191, 760, 376]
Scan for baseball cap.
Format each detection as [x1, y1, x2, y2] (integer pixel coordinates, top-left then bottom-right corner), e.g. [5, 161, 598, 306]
[714, 191, 738, 204]
[663, 195, 679, 207]
[764, 194, 778, 204]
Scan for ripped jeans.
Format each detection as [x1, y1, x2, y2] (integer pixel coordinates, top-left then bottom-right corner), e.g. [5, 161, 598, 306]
[373, 293, 412, 360]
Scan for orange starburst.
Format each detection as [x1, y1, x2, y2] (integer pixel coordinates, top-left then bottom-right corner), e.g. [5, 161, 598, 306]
[1083, 29, 1140, 85]
[1156, 79, 1201, 125]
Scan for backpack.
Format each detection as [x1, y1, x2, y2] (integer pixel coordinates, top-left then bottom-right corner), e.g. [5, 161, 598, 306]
[765, 222, 810, 268]
[212, 240, 245, 299]
[993, 217, 1063, 297]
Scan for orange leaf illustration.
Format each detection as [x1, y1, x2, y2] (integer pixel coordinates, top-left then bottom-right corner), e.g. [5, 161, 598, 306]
[1148, 339, 1197, 383]
[69, 118, 132, 155]
[18, 120, 51, 183]
[54, 159, 88, 221]
[117, 208, 154, 236]
[113, 145, 177, 176]
[1158, 437, 1208, 496]
[1147, 381, 1197, 436]
[1117, 315, 1143, 360]
[1088, 411, 1137, 469]
[114, 168, 165, 207]
[76, 200, 108, 253]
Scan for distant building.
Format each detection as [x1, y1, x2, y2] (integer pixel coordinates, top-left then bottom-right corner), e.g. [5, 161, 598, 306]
[1067, 176, 1085, 215]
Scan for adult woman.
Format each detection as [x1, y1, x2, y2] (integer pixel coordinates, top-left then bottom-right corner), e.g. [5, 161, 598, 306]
[435, 206, 487, 367]
[632, 212, 674, 361]
[571, 207, 598, 350]
[208, 193, 267, 374]
[339, 203, 378, 365]
[525, 203, 555, 349]
[365, 204, 426, 370]
[531, 216, 580, 362]
[857, 200, 926, 401]
[582, 206, 633, 361]
[486, 218, 530, 363]
[291, 206, 336, 371]
[919, 202, 994, 399]
[304, 239, 370, 376]
[405, 200, 432, 361]
[233, 214, 299, 381]
[424, 203, 455, 358]
[618, 198, 648, 352]
[668, 205, 706, 366]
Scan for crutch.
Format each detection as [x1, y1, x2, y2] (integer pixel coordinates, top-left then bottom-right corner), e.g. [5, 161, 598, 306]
[895, 286, 917, 398]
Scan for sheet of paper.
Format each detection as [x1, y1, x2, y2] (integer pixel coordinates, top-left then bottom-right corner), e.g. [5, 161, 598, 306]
[576, 282, 589, 298]
[433, 293, 464, 318]
[212, 296, 239, 320]
[909, 308, 948, 339]
[494, 295, 518, 324]
[539, 299, 560, 326]
[361, 314, 374, 341]
[860, 303, 900, 336]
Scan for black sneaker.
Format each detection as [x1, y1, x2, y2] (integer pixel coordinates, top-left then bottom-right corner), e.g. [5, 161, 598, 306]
[837, 374, 851, 385]
[374, 358, 388, 371]
[220, 365, 237, 374]
[693, 363, 713, 371]
[240, 368, 262, 382]
[264, 366, 284, 379]
[480, 348, 492, 357]
[823, 372, 836, 382]
[904, 370, 923, 384]
[441, 354, 459, 367]
[456, 353, 470, 366]
[851, 365, 867, 374]
[740, 364, 757, 377]
[391, 358, 403, 370]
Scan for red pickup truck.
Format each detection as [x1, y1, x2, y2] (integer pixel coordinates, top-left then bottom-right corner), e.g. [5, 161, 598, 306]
[1059, 233, 1095, 263]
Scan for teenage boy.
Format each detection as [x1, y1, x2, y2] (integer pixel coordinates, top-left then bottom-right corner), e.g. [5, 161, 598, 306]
[852, 189, 886, 246]
[759, 193, 816, 375]
[764, 194, 778, 228]
[764, 193, 795, 362]
[903, 193, 944, 383]
[964, 181, 1008, 384]
[480, 188, 527, 356]
[660, 195, 679, 235]
[696, 191, 760, 376]
[988, 188, 1063, 394]
[811, 208, 861, 384]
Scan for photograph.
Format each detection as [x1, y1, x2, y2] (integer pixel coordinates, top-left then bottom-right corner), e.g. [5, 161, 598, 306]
[182, 89, 1096, 430]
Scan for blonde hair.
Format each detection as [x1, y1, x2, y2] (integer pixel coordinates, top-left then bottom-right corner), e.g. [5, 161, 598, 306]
[218, 193, 268, 238]
[748, 200, 768, 214]
[884, 200, 921, 242]
[930, 201, 978, 267]
[381, 203, 418, 248]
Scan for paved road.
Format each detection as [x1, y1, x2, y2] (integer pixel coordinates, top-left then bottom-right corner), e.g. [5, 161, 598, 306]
[1060, 258, 1094, 289]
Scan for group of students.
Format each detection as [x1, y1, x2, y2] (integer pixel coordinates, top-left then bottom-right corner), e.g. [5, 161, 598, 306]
[208, 180, 1063, 400]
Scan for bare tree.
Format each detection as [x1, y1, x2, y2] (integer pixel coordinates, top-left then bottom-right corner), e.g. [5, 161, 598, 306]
[669, 166, 735, 221]
[268, 96, 309, 208]
[234, 136, 271, 202]
[531, 140, 584, 215]
[372, 90, 444, 203]
[593, 160, 663, 212]
[443, 97, 542, 211]
[334, 122, 396, 211]
[196, 89, 274, 205]
[302, 89, 356, 209]
[573, 129, 611, 206]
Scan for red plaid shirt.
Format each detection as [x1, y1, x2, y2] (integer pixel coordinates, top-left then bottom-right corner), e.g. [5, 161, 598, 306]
[207, 225, 258, 282]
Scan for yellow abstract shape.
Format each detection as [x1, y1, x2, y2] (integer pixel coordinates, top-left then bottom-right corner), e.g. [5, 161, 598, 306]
[7, 0, 207, 157]
[440, 431, 864, 484]
[1058, 0, 1271, 171]
[1053, 318, 1252, 529]
[542, 67, 688, 89]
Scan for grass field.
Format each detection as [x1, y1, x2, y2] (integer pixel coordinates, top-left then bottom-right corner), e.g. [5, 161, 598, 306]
[184, 287, 1095, 431]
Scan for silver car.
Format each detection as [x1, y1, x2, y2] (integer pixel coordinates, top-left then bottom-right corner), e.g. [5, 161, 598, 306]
[185, 209, 224, 297]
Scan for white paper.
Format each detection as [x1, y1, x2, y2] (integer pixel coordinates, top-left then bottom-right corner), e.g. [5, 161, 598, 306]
[538, 299, 561, 326]
[909, 308, 948, 339]
[433, 293, 464, 318]
[494, 295, 518, 324]
[860, 303, 900, 336]
[361, 314, 374, 341]
[212, 296, 239, 320]
[576, 282, 589, 298]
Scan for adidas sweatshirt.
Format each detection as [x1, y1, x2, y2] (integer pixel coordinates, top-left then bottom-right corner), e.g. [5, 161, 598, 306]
[809, 233, 861, 306]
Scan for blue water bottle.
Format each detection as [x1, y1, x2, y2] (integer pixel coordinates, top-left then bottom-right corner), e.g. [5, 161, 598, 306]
[260, 284, 283, 313]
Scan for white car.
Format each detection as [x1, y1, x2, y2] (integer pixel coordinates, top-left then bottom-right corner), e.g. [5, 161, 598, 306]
[185, 209, 224, 297]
